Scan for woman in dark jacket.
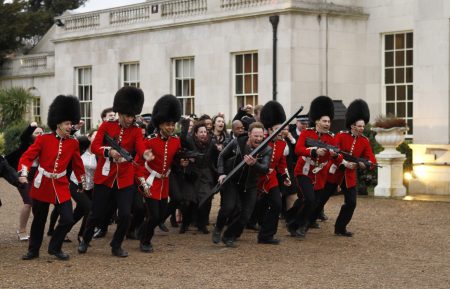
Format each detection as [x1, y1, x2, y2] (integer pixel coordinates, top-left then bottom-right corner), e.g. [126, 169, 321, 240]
[6, 122, 43, 241]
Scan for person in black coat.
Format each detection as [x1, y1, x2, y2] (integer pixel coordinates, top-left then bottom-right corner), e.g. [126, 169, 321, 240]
[6, 122, 43, 241]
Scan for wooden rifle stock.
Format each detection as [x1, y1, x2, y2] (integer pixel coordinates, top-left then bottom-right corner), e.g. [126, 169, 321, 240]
[199, 106, 304, 206]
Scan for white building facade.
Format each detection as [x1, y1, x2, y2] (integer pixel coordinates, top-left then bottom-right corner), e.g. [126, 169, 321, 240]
[1, 0, 450, 195]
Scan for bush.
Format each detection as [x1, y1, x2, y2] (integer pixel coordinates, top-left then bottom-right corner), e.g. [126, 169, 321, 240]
[0, 87, 33, 132]
[2, 121, 28, 155]
[0, 133, 5, 155]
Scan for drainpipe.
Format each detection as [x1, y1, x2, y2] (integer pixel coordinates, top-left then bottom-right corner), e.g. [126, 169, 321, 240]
[269, 15, 279, 101]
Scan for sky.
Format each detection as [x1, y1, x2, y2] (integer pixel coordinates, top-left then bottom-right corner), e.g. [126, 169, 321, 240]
[72, 0, 145, 13]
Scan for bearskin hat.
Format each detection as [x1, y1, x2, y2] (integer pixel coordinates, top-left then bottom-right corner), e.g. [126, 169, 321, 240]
[309, 95, 334, 126]
[47, 95, 80, 131]
[113, 86, 144, 115]
[151, 94, 182, 128]
[345, 99, 370, 129]
[77, 136, 91, 155]
[260, 101, 286, 129]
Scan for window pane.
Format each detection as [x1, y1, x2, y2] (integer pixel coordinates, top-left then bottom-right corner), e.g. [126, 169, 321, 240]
[183, 60, 190, 78]
[254, 95, 258, 105]
[237, 96, 244, 110]
[385, 35, 394, 50]
[253, 53, 258, 73]
[190, 60, 194, 78]
[385, 51, 394, 67]
[397, 86, 405, 100]
[395, 50, 404, 66]
[406, 67, 413, 83]
[78, 87, 84, 100]
[386, 86, 395, 101]
[397, 102, 405, 117]
[244, 75, 252, 93]
[236, 55, 243, 73]
[124, 65, 129, 81]
[407, 85, 413, 100]
[385, 69, 394, 84]
[245, 95, 254, 106]
[244, 54, 252, 73]
[176, 79, 182, 96]
[407, 102, 413, 117]
[78, 69, 83, 85]
[406, 50, 413, 66]
[395, 34, 405, 49]
[131, 65, 138, 81]
[190, 79, 195, 96]
[406, 32, 413, 48]
[253, 75, 258, 93]
[182, 79, 189, 96]
[236, 75, 243, 94]
[85, 69, 91, 84]
[396, 68, 404, 83]
[386, 103, 395, 115]
[407, 119, 413, 134]
[176, 60, 182, 77]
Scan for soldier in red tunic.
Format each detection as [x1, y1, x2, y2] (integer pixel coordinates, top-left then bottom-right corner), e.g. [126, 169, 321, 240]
[288, 96, 343, 239]
[326, 99, 376, 237]
[19, 95, 86, 261]
[135, 94, 181, 253]
[257, 101, 291, 244]
[78, 87, 153, 257]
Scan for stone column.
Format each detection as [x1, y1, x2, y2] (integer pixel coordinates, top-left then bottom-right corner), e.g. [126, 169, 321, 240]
[372, 127, 408, 198]
[374, 153, 407, 197]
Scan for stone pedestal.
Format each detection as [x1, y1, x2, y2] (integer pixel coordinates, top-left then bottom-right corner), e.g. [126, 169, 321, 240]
[374, 153, 407, 197]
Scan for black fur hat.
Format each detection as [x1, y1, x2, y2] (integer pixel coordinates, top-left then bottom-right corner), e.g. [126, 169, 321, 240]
[260, 101, 286, 129]
[151, 94, 182, 128]
[47, 95, 80, 131]
[113, 86, 144, 115]
[309, 95, 334, 126]
[345, 99, 370, 129]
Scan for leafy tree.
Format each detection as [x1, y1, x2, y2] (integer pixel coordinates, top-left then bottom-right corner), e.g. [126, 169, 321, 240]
[0, 87, 33, 131]
[0, 0, 87, 60]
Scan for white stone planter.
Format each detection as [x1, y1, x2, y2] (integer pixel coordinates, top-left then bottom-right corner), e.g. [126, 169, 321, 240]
[372, 126, 408, 198]
[372, 126, 408, 156]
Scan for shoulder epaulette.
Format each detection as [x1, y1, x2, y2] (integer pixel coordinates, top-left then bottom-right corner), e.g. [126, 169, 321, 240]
[42, 132, 52, 135]
[171, 134, 179, 139]
[306, 127, 315, 131]
[360, 134, 369, 140]
[326, 131, 335, 137]
[339, 130, 350, 134]
[146, 133, 157, 139]
[68, 135, 76, 139]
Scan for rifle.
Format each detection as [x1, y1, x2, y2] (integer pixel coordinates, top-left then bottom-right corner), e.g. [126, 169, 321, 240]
[199, 106, 304, 206]
[178, 148, 205, 160]
[104, 133, 137, 165]
[305, 138, 381, 168]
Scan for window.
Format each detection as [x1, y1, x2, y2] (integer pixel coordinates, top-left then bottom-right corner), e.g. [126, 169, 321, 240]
[173, 58, 195, 115]
[384, 32, 413, 135]
[234, 52, 258, 111]
[121, 62, 140, 87]
[32, 97, 41, 123]
[75, 66, 92, 133]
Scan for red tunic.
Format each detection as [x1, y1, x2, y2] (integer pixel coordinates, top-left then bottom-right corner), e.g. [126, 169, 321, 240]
[18, 133, 85, 204]
[258, 140, 288, 192]
[327, 131, 376, 188]
[294, 128, 343, 190]
[135, 134, 181, 200]
[92, 120, 146, 189]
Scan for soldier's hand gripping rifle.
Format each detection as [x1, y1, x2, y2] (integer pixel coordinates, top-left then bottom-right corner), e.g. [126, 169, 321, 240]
[104, 133, 138, 165]
[305, 138, 381, 168]
[199, 106, 304, 206]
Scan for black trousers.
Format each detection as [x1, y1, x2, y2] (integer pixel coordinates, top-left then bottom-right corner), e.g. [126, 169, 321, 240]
[222, 184, 258, 239]
[82, 184, 134, 249]
[215, 183, 239, 231]
[128, 188, 145, 236]
[258, 187, 282, 240]
[141, 198, 168, 245]
[335, 181, 357, 231]
[29, 198, 73, 254]
[310, 182, 338, 223]
[289, 175, 317, 231]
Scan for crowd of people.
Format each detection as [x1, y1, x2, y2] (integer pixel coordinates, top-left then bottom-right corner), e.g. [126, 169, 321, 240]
[0, 86, 376, 260]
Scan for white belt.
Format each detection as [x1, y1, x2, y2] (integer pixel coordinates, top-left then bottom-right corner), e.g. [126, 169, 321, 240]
[302, 157, 328, 174]
[144, 162, 170, 187]
[34, 166, 67, 188]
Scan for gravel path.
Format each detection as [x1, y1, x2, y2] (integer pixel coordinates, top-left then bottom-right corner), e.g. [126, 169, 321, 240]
[0, 179, 449, 289]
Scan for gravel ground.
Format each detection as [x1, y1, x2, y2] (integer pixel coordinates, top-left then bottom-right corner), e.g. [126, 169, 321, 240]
[0, 179, 449, 289]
